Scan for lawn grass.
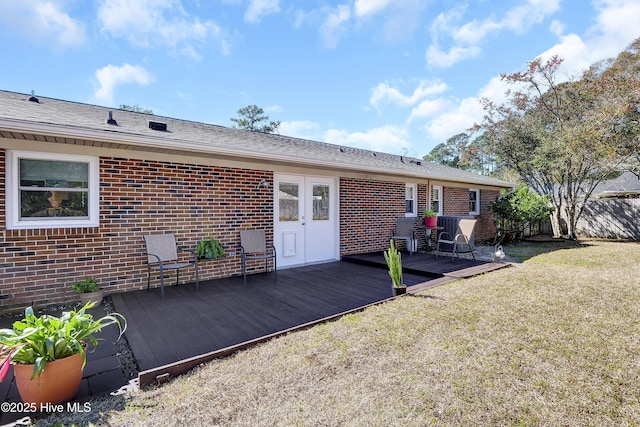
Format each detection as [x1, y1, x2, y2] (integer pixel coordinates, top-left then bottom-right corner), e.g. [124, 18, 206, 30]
[40, 240, 640, 426]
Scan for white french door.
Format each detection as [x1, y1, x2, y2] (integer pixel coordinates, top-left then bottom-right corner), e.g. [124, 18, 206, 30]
[274, 175, 338, 268]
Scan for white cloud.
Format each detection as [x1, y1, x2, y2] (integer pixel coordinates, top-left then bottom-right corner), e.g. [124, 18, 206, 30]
[0, 0, 86, 49]
[426, 44, 482, 68]
[279, 120, 323, 140]
[408, 98, 450, 123]
[97, 0, 231, 57]
[244, 0, 281, 24]
[94, 64, 155, 105]
[424, 97, 485, 144]
[535, 0, 640, 79]
[427, 0, 561, 68]
[324, 125, 411, 154]
[319, 4, 351, 49]
[370, 80, 449, 109]
[549, 19, 565, 37]
[354, 0, 391, 17]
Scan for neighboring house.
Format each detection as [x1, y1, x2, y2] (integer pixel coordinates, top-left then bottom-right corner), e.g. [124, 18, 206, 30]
[576, 171, 640, 239]
[0, 90, 513, 309]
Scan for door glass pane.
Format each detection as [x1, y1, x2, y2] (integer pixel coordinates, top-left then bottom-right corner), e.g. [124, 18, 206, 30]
[312, 184, 329, 221]
[279, 182, 299, 221]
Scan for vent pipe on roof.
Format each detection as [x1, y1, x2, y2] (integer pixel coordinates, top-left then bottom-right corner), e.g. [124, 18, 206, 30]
[107, 111, 118, 126]
[28, 90, 39, 103]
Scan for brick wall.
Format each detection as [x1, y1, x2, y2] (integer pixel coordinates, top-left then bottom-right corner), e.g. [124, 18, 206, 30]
[443, 186, 470, 216]
[0, 152, 273, 310]
[339, 178, 405, 255]
[440, 186, 498, 242]
[477, 189, 499, 241]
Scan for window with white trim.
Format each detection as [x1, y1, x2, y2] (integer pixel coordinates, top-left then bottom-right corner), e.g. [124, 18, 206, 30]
[405, 183, 417, 217]
[6, 150, 100, 229]
[469, 188, 480, 215]
[431, 186, 443, 216]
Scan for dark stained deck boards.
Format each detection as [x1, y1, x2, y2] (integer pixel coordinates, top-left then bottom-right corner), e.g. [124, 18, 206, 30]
[112, 261, 428, 371]
[113, 258, 509, 373]
[342, 251, 508, 278]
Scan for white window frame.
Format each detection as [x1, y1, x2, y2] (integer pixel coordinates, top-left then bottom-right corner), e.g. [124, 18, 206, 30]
[469, 188, 480, 216]
[431, 185, 443, 216]
[405, 183, 417, 217]
[6, 150, 100, 230]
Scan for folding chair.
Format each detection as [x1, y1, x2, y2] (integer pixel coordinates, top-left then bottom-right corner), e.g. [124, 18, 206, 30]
[436, 219, 477, 261]
[390, 217, 417, 256]
[143, 234, 199, 299]
[240, 230, 277, 284]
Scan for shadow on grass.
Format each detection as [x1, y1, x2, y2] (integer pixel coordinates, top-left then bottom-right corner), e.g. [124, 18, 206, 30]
[501, 237, 592, 263]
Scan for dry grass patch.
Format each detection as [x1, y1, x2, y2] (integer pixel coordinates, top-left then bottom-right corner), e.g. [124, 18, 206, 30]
[40, 240, 640, 426]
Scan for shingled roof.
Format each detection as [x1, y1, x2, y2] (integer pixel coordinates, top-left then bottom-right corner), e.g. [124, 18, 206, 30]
[0, 90, 512, 188]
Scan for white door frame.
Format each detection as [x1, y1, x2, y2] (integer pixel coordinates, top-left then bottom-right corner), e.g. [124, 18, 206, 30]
[274, 174, 339, 268]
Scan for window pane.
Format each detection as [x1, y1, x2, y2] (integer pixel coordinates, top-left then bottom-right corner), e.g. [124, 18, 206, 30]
[432, 188, 440, 201]
[432, 201, 440, 213]
[470, 190, 478, 212]
[405, 200, 414, 214]
[20, 190, 89, 218]
[405, 186, 414, 200]
[20, 159, 89, 188]
[312, 184, 330, 220]
[279, 182, 299, 221]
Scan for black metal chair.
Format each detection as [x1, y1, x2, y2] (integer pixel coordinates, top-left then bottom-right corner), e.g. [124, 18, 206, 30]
[143, 234, 199, 299]
[390, 217, 417, 255]
[240, 230, 277, 284]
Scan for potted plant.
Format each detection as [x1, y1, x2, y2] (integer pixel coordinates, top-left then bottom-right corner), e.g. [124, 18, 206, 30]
[0, 302, 126, 406]
[424, 208, 438, 228]
[384, 240, 407, 296]
[71, 277, 105, 305]
[195, 229, 225, 260]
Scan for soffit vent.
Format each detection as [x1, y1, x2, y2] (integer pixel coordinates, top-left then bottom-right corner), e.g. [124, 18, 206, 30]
[149, 121, 167, 132]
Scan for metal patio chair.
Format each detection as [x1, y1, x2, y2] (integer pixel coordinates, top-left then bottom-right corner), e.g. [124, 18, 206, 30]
[143, 233, 199, 299]
[240, 230, 277, 284]
[436, 218, 477, 261]
[390, 217, 417, 256]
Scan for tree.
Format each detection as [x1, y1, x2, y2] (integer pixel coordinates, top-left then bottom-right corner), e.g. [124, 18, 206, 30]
[230, 105, 281, 133]
[424, 132, 500, 176]
[489, 186, 551, 241]
[479, 39, 640, 238]
[424, 133, 468, 168]
[119, 104, 153, 114]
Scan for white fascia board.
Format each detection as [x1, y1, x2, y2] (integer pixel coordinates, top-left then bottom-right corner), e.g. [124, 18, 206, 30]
[0, 117, 513, 188]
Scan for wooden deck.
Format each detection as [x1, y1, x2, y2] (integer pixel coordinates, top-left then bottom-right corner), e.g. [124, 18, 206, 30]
[342, 251, 508, 279]
[112, 256, 509, 386]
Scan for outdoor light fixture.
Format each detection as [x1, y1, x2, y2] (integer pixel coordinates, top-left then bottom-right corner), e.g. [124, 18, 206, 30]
[256, 178, 271, 190]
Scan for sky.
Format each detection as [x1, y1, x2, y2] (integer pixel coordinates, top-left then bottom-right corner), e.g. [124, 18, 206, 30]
[1, 0, 639, 158]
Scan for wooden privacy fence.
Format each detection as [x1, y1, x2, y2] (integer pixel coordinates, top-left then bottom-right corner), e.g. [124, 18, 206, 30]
[576, 198, 640, 240]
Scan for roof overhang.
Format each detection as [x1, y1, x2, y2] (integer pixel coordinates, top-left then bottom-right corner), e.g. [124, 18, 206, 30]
[0, 117, 514, 188]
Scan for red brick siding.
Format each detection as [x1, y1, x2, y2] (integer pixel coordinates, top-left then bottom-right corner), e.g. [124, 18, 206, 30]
[340, 178, 405, 255]
[441, 186, 498, 242]
[0, 153, 273, 310]
[443, 186, 471, 216]
[339, 179, 430, 255]
[477, 189, 499, 241]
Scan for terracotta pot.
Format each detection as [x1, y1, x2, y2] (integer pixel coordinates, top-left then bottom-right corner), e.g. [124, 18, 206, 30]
[13, 352, 84, 406]
[424, 216, 438, 228]
[78, 289, 104, 305]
